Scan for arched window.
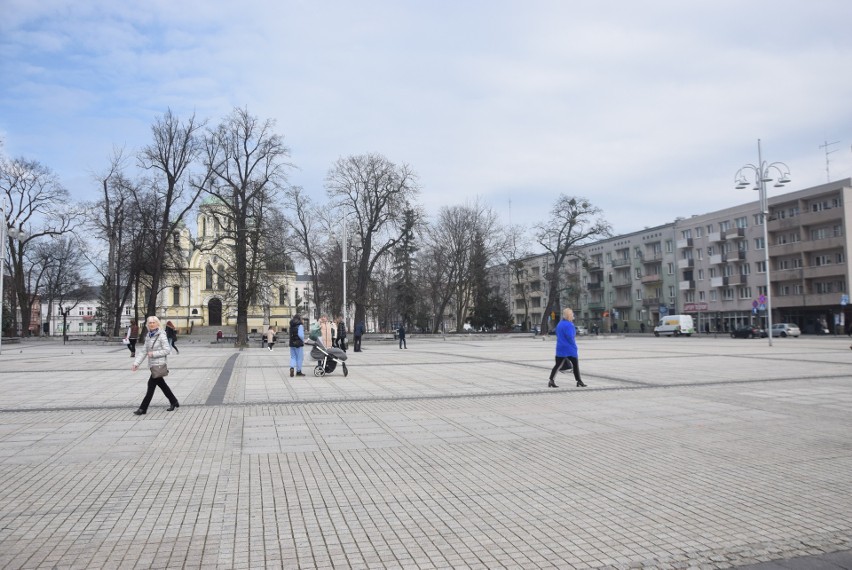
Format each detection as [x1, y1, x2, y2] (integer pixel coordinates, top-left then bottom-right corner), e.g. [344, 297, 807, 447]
[206, 264, 213, 290]
[217, 264, 225, 290]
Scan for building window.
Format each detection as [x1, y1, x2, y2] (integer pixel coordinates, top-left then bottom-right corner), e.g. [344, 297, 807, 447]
[755, 237, 765, 250]
[667, 262, 674, 275]
[719, 220, 731, 231]
[217, 265, 225, 290]
[695, 227, 703, 238]
[665, 240, 673, 253]
[710, 290, 718, 302]
[173, 286, 180, 306]
[735, 216, 748, 229]
[724, 288, 734, 301]
[206, 265, 213, 289]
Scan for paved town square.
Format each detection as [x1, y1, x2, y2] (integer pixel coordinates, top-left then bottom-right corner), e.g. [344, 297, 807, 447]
[0, 333, 851, 569]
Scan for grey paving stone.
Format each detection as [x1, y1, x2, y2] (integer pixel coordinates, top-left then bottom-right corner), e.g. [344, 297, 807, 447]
[1, 336, 852, 568]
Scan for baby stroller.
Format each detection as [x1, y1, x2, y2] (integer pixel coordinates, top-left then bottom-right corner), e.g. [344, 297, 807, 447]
[308, 338, 348, 377]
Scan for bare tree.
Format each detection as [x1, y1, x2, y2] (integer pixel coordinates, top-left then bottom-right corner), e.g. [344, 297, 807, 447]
[421, 201, 499, 332]
[137, 109, 206, 318]
[535, 195, 611, 333]
[31, 237, 93, 339]
[199, 107, 292, 346]
[82, 148, 149, 336]
[325, 153, 419, 329]
[0, 157, 80, 336]
[282, 186, 325, 319]
[501, 224, 534, 330]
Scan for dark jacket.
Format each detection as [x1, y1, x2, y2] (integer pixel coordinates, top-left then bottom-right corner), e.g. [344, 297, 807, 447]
[289, 318, 304, 348]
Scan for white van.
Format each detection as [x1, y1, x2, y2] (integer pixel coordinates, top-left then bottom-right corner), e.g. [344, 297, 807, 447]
[654, 315, 695, 337]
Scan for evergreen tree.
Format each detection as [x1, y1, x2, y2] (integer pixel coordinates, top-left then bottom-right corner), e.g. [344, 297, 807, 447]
[392, 209, 418, 326]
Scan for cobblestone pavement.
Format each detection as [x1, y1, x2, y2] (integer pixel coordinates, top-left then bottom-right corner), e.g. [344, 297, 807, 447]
[0, 334, 851, 569]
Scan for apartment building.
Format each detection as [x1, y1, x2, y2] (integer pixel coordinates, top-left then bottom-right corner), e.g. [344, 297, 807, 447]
[578, 224, 678, 332]
[503, 178, 852, 334]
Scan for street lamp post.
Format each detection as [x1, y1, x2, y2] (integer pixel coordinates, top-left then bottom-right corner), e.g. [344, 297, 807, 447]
[734, 139, 792, 347]
[342, 211, 348, 330]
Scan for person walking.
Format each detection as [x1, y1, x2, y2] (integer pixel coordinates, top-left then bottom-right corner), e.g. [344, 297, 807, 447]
[336, 315, 347, 352]
[266, 326, 276, 351]
[289, 314, 305, 377]
[353, 321, 365, 352]
[398, 324, 407, 349]
[165, 320, 179, 354]
[126, 320, 140, 358]
[548, 307, 587, 388]
[132, 316, 179, 415]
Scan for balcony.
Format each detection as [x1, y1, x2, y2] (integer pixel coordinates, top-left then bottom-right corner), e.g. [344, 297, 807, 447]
[611, 258, 631, 267]
[710, 275, 748, 287]
[708, 232, 725, 242]
[802, 264, 847, 280]
[613, 299, 634, 309]
[644, 251, 664, 261]
[586, 281, 603, 290]
[724, 227, 746, 240]
[642, 297, 661, 307]
[678, 280, 695, 290]
[677, 258, 694, 269]
[770, 236, 845, 256]
[641, 273, 662, 284]
[586, 262, 604, 273]
[613, 280, 632, 289]
[676, 238, 693, 249]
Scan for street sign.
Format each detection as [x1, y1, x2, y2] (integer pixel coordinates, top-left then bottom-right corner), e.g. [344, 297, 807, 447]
[752, 300, 758, 309]
[758, 294, 767, 304]
[659, 306, 668, 316]
[841, 295, 849, 306]
[759, 303, 766, 311]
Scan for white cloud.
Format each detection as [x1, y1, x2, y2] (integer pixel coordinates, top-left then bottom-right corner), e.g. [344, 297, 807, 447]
[1, 0, 851, 238]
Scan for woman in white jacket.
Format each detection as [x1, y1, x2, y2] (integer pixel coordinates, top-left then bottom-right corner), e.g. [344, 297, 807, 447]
[132, 316, 179, 415]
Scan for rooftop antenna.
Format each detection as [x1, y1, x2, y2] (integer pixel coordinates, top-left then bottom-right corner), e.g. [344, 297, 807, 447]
[819, 139, 839, 182]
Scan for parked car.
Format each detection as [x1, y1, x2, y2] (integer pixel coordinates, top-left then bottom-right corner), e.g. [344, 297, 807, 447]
[771, 323, 801, 337]
[575, 326, 589, 336]
[731, 325, 766, 339]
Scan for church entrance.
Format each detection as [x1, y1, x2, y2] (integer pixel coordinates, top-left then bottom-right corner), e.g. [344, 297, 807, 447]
[208, 299, 223, 326]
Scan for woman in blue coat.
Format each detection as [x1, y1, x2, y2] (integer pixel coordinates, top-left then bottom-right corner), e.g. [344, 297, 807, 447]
[548, 308, 587, 388]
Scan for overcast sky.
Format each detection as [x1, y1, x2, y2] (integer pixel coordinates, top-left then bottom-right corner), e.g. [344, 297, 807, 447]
[2, 0, 852, 241]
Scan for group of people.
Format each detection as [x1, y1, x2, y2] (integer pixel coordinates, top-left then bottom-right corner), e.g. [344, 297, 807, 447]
[126, 310, 586, 417]
[265, 313, 367, 376]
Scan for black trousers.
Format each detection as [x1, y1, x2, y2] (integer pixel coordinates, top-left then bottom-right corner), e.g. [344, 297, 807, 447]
[139, 374, 178, 411]
[127, 339, 137, 354]
[354, 335, 362, 351]
[549, 356, 581, 382]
